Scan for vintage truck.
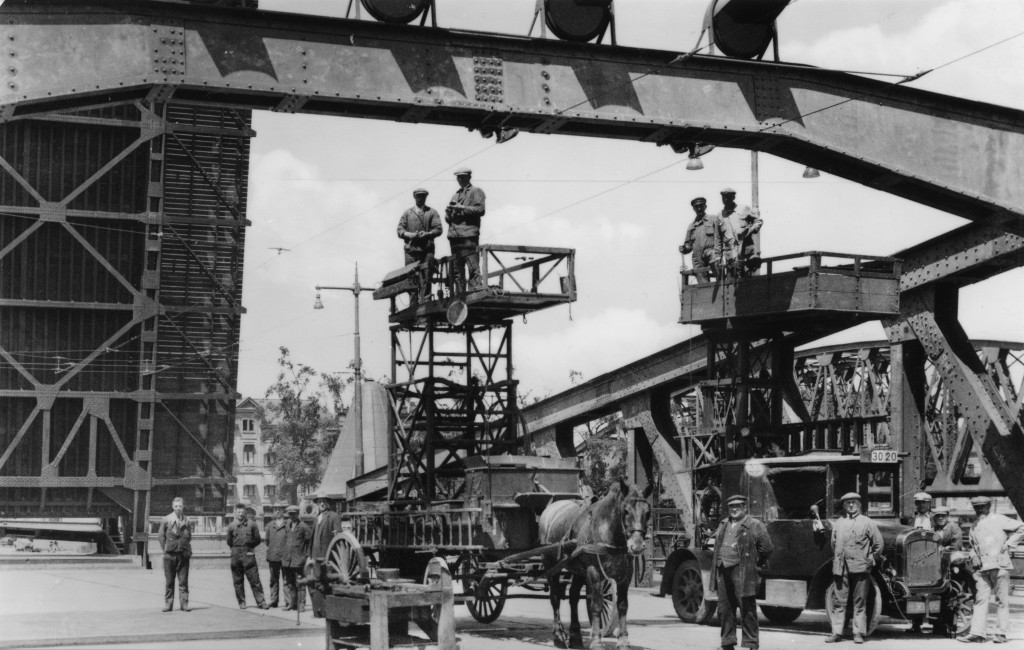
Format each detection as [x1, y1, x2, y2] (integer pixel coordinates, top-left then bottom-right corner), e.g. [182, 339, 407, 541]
[659, 452, 949, 633]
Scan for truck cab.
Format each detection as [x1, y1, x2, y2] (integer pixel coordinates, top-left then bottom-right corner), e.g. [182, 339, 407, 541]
[660, 452, 949, 632]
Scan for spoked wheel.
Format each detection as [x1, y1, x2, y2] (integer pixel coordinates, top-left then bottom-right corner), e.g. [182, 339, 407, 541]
[825, 576, 882, 636]
[584, 577, 619, 636]
[325, 532, 368, 585]
[460, 554, 507, 624]
[671, 559, 715, 624]
[418, 557, 450, 641]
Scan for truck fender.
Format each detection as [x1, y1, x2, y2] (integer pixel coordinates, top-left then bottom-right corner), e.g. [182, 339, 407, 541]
[659, 548, 715, 598]
[806, 561, 834, 609]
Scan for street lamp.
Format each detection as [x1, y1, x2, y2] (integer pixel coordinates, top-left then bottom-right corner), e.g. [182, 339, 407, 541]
[314, 263, 366, 477]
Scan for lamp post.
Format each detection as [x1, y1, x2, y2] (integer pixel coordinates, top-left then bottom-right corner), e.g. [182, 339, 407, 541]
[314, 264, 365, 477]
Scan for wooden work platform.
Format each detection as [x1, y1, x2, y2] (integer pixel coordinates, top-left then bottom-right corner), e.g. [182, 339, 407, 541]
[679, 252, 901, 331]
[374, 245, 576, 327]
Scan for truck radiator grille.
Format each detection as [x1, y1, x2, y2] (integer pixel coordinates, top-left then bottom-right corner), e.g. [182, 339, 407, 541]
[904, 537, 943, 587]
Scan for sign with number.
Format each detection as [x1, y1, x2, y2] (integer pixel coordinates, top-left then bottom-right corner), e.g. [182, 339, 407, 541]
[861, 448, 899, 464]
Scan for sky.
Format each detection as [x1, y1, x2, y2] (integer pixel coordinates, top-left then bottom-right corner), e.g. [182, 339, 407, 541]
[235, 0, 1024, 404]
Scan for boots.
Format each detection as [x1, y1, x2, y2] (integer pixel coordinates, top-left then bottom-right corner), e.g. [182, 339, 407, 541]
[180, 598, 190, 612]
[162, 601, 173, 612]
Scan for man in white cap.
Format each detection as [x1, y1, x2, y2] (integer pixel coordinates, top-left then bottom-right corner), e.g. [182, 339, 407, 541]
[446, 168, 486, 293]
[718, 188, 762, 277]
[397, 188, 442, 303]
[711, 494, 773, 650]
[827, 492, 883, 644]
[960, 496, 1024, 644]
[906, 492, 934, 633]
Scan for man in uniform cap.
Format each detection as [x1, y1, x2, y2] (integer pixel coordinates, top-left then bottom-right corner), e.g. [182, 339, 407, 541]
[827, 492, 883, 644]
[265, 503, 288, 608]
[446, 168, 486, 293]
[931, 506, 963, 637]
[281, 504, 311, 613]
[906, 492, 934, 632]
[226, 503, 269, 609]
[397, 188, 442, 304]
[711, 494, 773, 650]
[681, 196, 735, 283]
[718, 188, 763, 277]
[307, 493, 342, 617]
[960, 496, 1024, 643]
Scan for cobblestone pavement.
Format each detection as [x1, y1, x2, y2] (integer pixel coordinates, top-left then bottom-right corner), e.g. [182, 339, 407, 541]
[2, 567, 1020, 649]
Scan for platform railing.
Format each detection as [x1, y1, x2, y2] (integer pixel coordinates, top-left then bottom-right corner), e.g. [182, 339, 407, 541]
[681, 250, 901, 287]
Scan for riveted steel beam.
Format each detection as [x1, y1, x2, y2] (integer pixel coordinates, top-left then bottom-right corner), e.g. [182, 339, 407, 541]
[1, 1, 1022, 223]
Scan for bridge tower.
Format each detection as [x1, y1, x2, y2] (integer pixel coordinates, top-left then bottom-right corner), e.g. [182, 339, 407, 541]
[373, 245, 576, 506]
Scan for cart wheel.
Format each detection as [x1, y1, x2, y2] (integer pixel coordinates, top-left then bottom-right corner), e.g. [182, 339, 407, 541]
[418, 557, 450, 641]
[584, 576, 619, 636]
[461, 554, 507, 624]
[325, 532, 368, 585]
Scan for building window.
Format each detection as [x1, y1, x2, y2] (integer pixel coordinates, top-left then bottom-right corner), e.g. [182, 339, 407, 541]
[264, 485, 276, 500]
[263, 452, 275, 467]
[243, 484, 257, 498]
[241, 418, 255, 433]
[243, 445, 256, 465]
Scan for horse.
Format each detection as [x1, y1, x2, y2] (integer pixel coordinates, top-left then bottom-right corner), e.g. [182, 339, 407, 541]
[537, 479, 651, 650]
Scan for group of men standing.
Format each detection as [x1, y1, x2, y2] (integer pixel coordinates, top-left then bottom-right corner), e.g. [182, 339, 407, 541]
[681, 188, 763, 282]
[157, 493, 347, 615]
[397, 167, 486, 300]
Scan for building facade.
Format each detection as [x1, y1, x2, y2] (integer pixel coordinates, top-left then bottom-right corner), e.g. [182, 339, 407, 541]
[229, 397, 281, 517]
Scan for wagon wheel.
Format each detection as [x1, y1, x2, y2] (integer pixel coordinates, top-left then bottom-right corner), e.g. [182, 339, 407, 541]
[325, 532, 368, 585]
[417, 557, 450, 641]
[584, 576, 619, 636]
[460, 554, 507, 624]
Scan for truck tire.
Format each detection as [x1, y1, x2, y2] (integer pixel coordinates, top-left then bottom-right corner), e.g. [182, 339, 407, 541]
[825, 576, 882, 636]
[671, 559, 715, 624]
[760, 605, 802, 625]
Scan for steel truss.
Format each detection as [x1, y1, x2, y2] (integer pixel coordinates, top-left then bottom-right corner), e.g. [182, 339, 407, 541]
[387, 321, 519, 505]
[0, 100, 249, 554]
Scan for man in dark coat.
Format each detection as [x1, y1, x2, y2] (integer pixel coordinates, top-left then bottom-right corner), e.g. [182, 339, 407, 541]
[445, 168, 486, 293]
[308, 494, 342, 617]
[712, 494, 773, 650]
[397, 188, 443, 303]
[157, 496, 193, 612]
[225, 503, 268, 609]
[264, 504, 288, 608]
[282, 504, 311, 612]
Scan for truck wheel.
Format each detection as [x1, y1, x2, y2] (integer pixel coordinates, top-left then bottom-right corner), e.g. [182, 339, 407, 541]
[760, 605, 802, 624]
[671, 559, 715, 624]
[825, 577, 882, 636]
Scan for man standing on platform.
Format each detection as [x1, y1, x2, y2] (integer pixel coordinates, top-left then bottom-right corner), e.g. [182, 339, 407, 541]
[827, 492, 883, 644]
[397, 188, 442, 303]
[959, 496, 1024, 644]
[712, 494, 773, 650]
[682, 196, 734, 283]
[265, 504, 288, 608]
[718, 188, 763, 277]
[226, 503, 268, 609]
[282, 504, 311, 613]
[446, 168, 486, 294]
[157, 496, 192, 612]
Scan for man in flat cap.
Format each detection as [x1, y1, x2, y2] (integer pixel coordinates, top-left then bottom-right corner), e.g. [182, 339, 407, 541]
[906, 492, 934, 633]
[281, 504, 311, 613]
[397, 188, 442, 304]
[712, 494, 773, 650]
[960, 496, 1024, 644]
[681, 196, 735, 283]
[308, 493, 341, 617]
[931, 506, 963, 637]
[718, 188, 763, 278]
[827, 492, 883, 644]
[446, 168, 486, 294]
[226, 503, 269, 609]
[265, 503, 288, 608]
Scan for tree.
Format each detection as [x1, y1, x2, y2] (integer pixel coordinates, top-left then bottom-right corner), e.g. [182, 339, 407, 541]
[570, 370, 627, 495]
[259, 347, 344, 504]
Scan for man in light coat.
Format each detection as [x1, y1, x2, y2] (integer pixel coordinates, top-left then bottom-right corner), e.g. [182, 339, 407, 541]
[157, 496, 193, 612]
[712, 494, 773, 650]
[264, 504, 288, 608]
[682, 196, 735, 283]
[718, 188, 763, 277]
[397, 188, 442, 303]
[827, 492, 883, 644]
[959, 496, 1024, 644]
[445, 168, 486, 293]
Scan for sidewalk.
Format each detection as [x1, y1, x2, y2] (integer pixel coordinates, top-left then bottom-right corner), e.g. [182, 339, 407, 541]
[0, 566, 324, 649]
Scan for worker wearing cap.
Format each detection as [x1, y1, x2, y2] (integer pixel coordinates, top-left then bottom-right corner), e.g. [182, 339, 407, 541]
[827, 492, 883, 644]
[397, 188, 442, 303]
[932, 506, 963, 638]
[681, 196, 735, 283]
[446, 168, 486, 293]
[906, 492, 934, 633]
[265, 504, 288, 608]
[960, 496, 1024, 644]
[711, 494, 773, 650]
[717, 188, 763, 278]
[308, 494, 341, 617]
[281, 504, 311, 613]
[226, 503, 269, 609]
